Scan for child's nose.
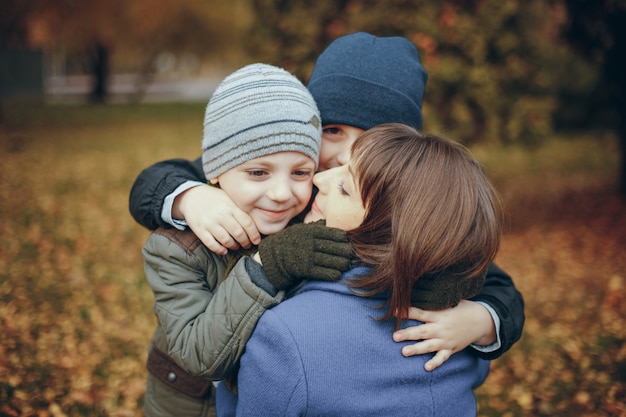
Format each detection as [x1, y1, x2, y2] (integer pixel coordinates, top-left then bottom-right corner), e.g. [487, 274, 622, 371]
[267, 178, 292, 202]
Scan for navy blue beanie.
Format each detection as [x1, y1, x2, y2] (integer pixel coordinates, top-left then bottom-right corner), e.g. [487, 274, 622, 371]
[307, 32, 428, 130]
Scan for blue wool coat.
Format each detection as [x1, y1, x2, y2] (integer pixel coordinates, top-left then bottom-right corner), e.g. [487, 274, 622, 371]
[216, 266, 490, 417]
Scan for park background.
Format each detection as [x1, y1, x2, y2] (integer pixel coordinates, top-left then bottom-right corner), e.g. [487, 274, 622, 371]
[1, 0, 625, 416]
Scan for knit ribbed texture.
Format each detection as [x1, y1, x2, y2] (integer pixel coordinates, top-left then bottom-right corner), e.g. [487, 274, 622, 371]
[216, 267, 489, 416]
[307, 32, 428, 130]
[202, 64, 321, 180]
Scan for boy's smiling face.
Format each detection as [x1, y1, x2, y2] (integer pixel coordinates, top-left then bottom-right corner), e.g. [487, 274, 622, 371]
[318, 124, 364, 171]
[211, 152, 316, 236]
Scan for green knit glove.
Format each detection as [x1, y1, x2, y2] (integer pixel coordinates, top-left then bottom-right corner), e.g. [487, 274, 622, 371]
[410, 270, 486, 311]
[258, 220, 353, 291]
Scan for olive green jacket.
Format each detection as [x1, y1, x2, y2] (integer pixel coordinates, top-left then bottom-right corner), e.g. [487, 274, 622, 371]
[143, 227, 285, 379]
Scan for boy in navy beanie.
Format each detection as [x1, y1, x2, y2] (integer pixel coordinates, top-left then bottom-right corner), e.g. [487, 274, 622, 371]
[306, 32, 428, 171]
[308, 31, 427, 131]
[129, 32, 524, 374]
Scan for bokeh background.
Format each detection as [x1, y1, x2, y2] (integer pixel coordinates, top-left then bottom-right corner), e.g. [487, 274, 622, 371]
[1, 1, 625, 416]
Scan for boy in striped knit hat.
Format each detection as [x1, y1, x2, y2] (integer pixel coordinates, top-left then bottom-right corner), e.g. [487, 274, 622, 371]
[141, 63, 352, 417]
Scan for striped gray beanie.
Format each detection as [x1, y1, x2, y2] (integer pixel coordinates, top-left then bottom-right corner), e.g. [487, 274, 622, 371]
[202, 64, 322, 180]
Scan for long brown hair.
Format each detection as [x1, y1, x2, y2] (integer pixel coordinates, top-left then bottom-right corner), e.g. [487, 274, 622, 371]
[347, 124, 502, 325]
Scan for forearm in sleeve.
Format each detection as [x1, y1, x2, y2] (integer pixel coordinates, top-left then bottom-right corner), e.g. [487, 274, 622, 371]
[469, 262, 525, 360]
[129, 157, 205, 230]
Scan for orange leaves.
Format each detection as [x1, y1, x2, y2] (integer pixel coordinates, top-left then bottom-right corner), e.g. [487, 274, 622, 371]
[477, 181, 626, 416]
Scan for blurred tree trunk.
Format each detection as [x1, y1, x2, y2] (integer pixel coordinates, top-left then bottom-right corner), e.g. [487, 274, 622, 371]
[90, 41, 109, 103]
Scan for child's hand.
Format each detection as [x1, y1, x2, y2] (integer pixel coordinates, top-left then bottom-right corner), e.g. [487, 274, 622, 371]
[392, 300, 496, 371]
[174, 185, 261, 255]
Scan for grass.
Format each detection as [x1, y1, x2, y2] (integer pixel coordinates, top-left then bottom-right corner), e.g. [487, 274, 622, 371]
[1, 102, 625, 416]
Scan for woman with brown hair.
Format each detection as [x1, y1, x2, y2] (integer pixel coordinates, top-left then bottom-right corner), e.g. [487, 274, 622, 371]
[216, 123, 503, 417]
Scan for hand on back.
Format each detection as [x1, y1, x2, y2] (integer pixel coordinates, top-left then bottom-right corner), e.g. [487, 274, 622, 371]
[393, 300, 497, 371]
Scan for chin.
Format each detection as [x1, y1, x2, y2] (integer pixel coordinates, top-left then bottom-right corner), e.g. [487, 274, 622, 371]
[257, 222, 290, 236]
[304, 212, 323, 224]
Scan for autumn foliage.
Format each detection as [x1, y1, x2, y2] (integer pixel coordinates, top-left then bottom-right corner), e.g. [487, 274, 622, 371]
[1, 103, 625, 416]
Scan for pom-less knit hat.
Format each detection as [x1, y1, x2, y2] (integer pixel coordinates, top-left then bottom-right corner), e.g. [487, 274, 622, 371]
[202, 64, 322, 180]
[307, 32, 428, 131]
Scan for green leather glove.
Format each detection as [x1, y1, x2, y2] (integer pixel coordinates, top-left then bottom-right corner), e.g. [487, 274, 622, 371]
[258, 220, 353, 290]
[410, 270, 486, 311]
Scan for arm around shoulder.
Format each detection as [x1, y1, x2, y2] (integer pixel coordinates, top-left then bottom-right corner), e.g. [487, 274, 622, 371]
[470, 263, 525, 359]
[129, 157, 205, 230]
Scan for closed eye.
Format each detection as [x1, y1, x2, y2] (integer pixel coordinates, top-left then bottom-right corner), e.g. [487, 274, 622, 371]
[338, 181, 349, 196]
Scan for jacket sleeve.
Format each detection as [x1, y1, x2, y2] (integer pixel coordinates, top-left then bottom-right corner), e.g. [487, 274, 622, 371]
[469, 262, 525, 360]
[143, 229, 285, 379]
[129, 157, 205, 230]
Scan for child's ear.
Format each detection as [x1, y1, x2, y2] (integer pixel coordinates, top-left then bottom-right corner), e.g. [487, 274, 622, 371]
[209, 178, 219, 185]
